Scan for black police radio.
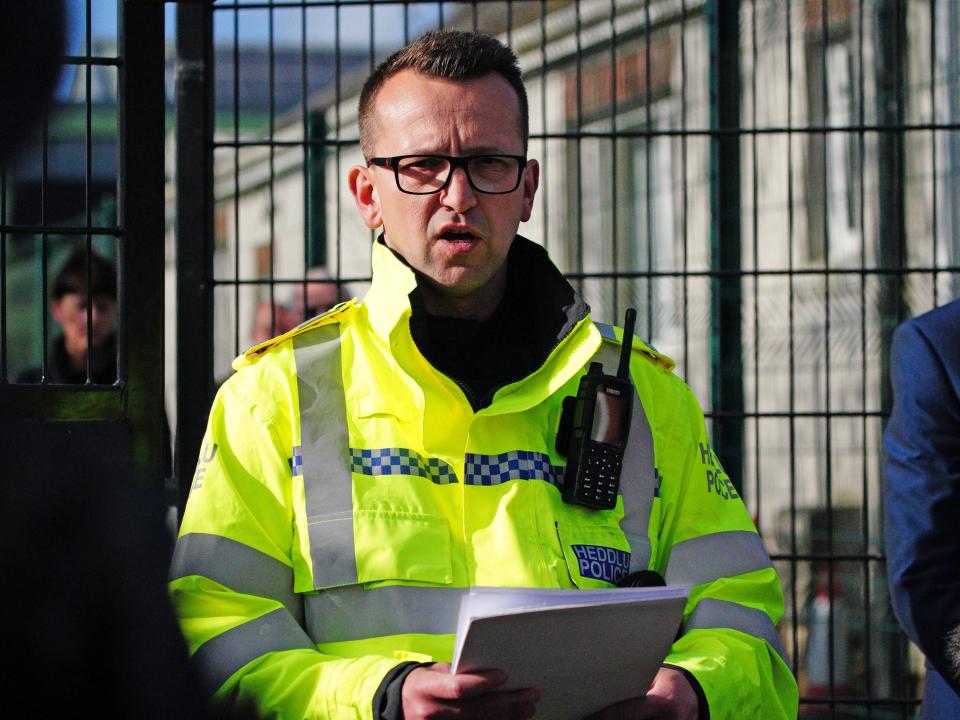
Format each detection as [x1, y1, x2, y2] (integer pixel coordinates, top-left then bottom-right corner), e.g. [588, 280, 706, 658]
[555, 308, 637, 510]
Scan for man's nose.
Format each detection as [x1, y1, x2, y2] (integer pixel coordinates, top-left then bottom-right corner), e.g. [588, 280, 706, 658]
[439, 166, 477, 212]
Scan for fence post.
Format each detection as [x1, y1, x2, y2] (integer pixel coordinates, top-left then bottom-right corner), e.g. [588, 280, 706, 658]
[121, 0, 167, 490]
[707, 0, 744, 495]
[175, 1, 215, 519]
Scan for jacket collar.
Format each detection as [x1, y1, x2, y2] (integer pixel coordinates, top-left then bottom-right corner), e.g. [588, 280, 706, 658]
[362, 236, 419, 345]
[360, 234, 603, 414]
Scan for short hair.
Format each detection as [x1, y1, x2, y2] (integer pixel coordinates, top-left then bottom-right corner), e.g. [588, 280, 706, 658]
[52, 248, 117, 301]
[358, 30, 528, 160]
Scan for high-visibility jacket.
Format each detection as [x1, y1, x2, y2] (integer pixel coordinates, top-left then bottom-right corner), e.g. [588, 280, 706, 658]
[171, 239, 798, 720]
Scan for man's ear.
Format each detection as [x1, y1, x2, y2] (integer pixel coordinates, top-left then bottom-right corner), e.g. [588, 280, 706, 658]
[519, 158, 540, 223]
[348, 165, 383, 230]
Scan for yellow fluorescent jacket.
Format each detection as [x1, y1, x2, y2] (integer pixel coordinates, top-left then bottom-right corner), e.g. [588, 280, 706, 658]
[170, 241, 798, 720]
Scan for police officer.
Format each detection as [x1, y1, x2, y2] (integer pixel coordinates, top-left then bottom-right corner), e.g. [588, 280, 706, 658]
[171, 30, 798, 720]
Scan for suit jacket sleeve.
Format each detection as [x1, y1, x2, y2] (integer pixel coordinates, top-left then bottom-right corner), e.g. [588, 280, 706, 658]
[884, 314, 960, 695]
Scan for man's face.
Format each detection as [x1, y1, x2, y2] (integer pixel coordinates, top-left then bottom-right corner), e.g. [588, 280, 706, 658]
[350, 70, 538, 308]
[51, 292, 116, 358]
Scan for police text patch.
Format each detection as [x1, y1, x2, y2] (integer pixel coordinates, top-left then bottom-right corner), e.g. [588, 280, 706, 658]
[571, 544, 630, 584]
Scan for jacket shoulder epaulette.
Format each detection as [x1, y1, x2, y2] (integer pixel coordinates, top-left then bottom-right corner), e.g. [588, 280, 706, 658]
[234, 299, 358, 369]
[594, 321, 675, 373]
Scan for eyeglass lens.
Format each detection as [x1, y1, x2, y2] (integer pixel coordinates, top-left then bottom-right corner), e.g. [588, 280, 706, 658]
[395, 156, 520, 194]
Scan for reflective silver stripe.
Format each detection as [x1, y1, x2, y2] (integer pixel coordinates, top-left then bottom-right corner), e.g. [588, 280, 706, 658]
[593, 339, 656, 574]
[683, 598, 791, 669]
[293, 323, 358, 589]
[665, 530, 773, 587]
[170, 532, 304, 626]
[304, 585, 465, 643]
[192, 607, 315, 695]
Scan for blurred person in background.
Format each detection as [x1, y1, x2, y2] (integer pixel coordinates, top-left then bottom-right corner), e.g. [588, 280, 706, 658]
[17, 247, 118, 384]
[248, 268, 347, 346]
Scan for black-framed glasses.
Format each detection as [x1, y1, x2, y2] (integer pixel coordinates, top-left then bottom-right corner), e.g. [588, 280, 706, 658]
[368, 154, 527, 195]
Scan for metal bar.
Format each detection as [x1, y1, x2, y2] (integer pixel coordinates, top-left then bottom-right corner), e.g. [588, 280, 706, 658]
[207, 120, 960, 148]
[120, 0, 166, 489]
[0, 224, 124, 236]
[709, 0, 744, 497]
[949, 0, 960, 299]
[300, 2, 311, 321]
[770, 553, 885, 562]
[817, 0, 836, 711]
[564, 265, 960, 278]
[876, 0, 906, 407]
[1, 384, 125, 420]
[574, 1, 583, 288]
[703, 409, 890, 420]
[268, 5, 277, 339]
[680, 0, 689, 375]
[63, 55, 123, 67]
[175, 2, 215, 514]
[609, 0, 618, 319]
[749, 0, 759, 523]
[644, 0, 652, 338]
[857, 0, 873, 712]
[233, 7, 241, 356]
[41, 77, 50, 383]
[785, 0, 799, 674]
[800, 697, 921, 707]
[539, 0, 548, 255]
[208, 264, 960, 285]
[930, 0, 938, 306]
[335, 3, 342, 291]
[0, 161, 6, 382]
[85, 0, 94, 384]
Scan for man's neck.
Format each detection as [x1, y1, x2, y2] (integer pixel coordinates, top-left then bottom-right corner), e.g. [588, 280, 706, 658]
[416, 264, 509, 322]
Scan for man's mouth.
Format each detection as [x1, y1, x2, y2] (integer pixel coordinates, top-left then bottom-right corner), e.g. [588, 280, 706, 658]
[439, 230, 479, 242]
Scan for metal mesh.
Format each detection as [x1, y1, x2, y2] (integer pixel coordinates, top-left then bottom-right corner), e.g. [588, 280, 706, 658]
[1, 1, 122, 387]
[174, 1, 960, 716]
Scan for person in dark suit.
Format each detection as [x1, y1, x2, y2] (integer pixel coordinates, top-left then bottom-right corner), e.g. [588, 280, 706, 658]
[884, 298, 960, 718]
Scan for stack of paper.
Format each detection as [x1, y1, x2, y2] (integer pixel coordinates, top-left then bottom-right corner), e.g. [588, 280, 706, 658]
[451, 585, 690, 720]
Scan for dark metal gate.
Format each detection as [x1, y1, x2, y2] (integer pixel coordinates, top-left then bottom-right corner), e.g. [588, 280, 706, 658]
[173, 1, 960, 717]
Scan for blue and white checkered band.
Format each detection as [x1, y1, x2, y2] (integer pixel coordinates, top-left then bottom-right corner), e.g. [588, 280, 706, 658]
[463, 450, 565, 487]
[349, 447, 459, 485]
[290, 445, 304, 477]
[654, 467, 662, 497]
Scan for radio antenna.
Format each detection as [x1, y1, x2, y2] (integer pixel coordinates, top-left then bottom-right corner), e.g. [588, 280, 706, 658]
[617, 308, 637, 379]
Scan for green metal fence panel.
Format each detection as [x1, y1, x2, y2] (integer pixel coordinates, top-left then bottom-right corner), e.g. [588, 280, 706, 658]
[174, 1, 960, 715]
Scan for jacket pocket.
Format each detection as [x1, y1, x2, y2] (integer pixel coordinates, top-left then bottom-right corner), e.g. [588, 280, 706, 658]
[556, 521, 632, 589]
[305, 509, 453, 590]
[355, 509, 453, 585]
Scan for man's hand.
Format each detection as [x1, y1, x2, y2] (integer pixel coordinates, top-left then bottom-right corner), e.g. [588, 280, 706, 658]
[402, 663, 541, 720]
[585, 667, 701, 720]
